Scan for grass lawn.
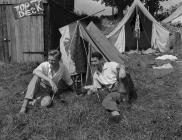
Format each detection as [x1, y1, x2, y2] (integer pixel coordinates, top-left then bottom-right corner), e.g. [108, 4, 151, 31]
[0, 53, 182, 140]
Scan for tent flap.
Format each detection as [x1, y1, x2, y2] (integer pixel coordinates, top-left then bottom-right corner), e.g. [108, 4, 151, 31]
[59, 22, 124, 74]
[59, 25, 76, 74]
[86, 22, 124, 65]
[152, 23, 169, 52]
[107, 0, 169, 53]
[114, 25, 125, 52]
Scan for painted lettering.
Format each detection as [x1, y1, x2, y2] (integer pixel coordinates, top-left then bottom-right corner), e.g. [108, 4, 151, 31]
[30, 7, 36, 14]
[14, 5, 20, 11]
[25, 2, 30, 9]
[34, 2, 43, 12]
[25, 9, 31, 16]
[18, 11, 24, 18]
[30, 0, 38, 3]
[13, 0, 43, 19]
[19, 4, 25, 11]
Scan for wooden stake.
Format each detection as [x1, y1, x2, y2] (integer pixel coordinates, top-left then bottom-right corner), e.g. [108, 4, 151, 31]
[137, 39, 139, 52]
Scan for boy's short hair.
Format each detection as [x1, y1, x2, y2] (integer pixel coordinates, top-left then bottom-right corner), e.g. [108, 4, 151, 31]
[48, 50, 62, 60]
[91, 52, 103, 60]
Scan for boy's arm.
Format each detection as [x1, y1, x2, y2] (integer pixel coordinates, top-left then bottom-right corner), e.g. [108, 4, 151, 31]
[84, 72, 101, 95]
[33, 63, 58, 93]
[116, 64, 126, 81]
[33, 70, 50, 82]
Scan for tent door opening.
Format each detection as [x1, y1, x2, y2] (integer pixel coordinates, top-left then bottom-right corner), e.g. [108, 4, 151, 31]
[125, 7, 152, 51]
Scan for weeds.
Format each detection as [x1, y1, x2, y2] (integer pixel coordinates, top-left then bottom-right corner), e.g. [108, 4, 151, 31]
[1, 54, 182, 140]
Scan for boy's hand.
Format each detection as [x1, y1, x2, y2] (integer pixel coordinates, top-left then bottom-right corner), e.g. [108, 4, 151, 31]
[83, 85, 98, 95]
[49, 79, 58, 93]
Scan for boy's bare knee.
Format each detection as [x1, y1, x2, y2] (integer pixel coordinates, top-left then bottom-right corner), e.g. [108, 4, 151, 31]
[41, 96, 52, 107]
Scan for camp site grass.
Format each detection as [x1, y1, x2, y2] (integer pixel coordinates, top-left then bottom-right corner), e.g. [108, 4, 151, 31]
[1, 53, 182, 139]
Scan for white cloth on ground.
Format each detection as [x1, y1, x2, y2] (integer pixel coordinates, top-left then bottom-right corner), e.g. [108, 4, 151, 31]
[152, 63, 173, 69]
[155, 55, 177, 61]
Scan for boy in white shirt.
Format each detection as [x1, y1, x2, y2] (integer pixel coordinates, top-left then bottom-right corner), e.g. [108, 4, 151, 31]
[88, 52, 136, 122]
[19, 50, 73, 113]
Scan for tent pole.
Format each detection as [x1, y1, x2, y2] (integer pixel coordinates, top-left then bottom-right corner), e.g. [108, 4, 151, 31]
[112, 0, 115, 20]
[56, 9, 105, 51]
[81, 73, 83, 90]
[63, 9, 106, 27]
[78, 9, 105, 22]
[135, 6, 140, 53]
[86, 45, 91, 82]
[137, 39, 139, 52]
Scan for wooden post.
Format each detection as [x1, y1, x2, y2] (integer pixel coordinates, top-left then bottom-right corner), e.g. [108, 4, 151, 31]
[81, 73, 83, 90]
[112, 0, 115, 20]
[137, 39, 139, 52]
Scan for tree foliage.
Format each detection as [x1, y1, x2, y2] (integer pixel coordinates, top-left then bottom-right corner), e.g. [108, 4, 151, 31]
[93, 0, 168, 17]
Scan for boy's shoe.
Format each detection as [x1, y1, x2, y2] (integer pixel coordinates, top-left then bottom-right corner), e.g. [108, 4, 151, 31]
[109, 111, 121, 123]
[111, 111, 120, 116]
[19, 107, 26, 114]
[19, 99, 29, 114]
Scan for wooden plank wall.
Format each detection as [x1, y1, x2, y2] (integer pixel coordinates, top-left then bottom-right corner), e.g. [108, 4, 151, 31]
[0, 6, 4, 60]
[6, 5, 44, 63]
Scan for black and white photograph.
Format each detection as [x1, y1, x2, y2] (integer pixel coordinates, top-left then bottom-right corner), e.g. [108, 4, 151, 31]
[0, 0, 182, 139]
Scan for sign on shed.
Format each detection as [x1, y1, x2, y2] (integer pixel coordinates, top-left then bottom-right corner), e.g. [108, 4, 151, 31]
[12, 0, 44, 19]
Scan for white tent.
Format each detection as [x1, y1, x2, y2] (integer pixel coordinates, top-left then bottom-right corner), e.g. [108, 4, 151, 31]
[171, 15, 182, 26]
[162, 5, 182, 26]
[59, 22, 124, 75]
[107, 0, 170, 53]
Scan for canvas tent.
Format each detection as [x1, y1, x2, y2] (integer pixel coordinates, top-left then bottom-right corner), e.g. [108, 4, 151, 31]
[59, 21, 124, 75]
[107, 0, 170, 53]
[162, 5, 182, 26]
[86, 22, 124, 65]
[171, 16, 182, 26]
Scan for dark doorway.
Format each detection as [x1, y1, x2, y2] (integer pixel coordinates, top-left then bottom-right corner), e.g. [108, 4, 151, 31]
[48, 0, 77, 51]
[125, 7, 152, 51]
[0, 5, 10, 62]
